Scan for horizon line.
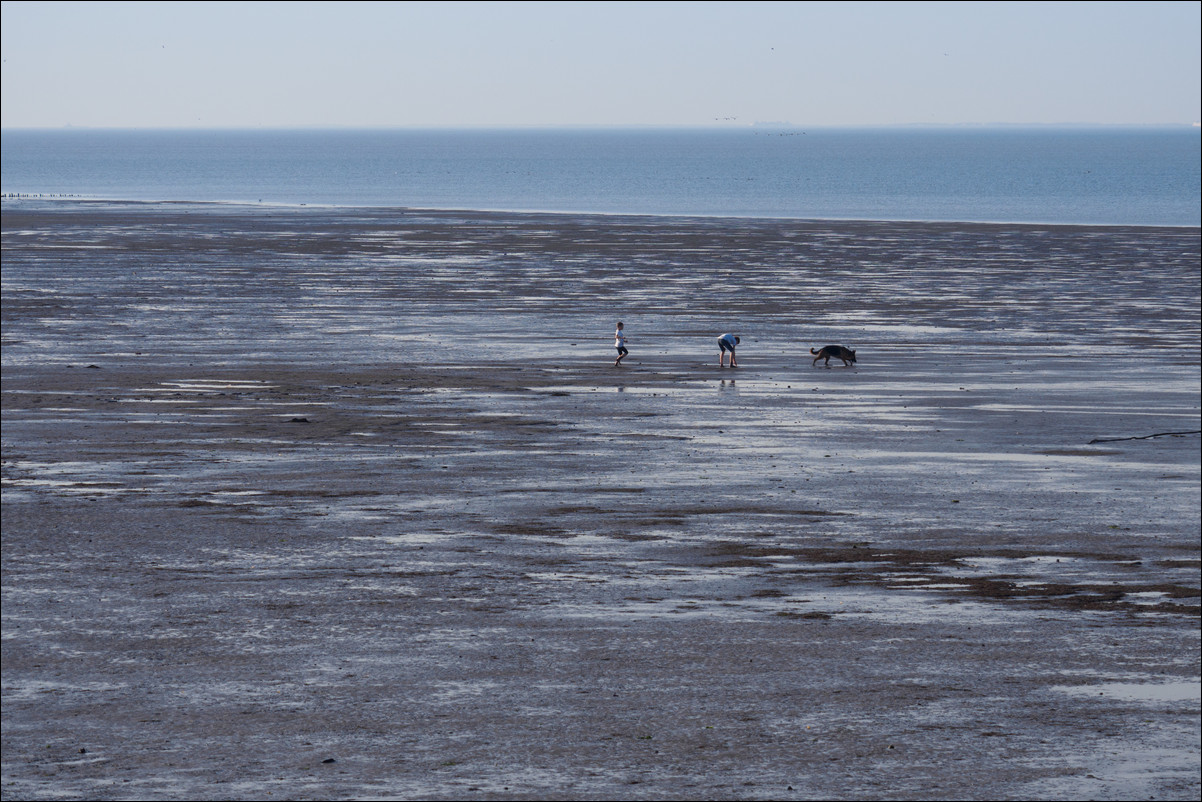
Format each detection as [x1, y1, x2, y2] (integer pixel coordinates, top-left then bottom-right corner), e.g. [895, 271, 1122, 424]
[4, 121, 1200, 133]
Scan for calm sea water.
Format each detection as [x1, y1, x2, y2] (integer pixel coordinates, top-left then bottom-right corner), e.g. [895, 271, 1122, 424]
[2, 127, 1199, 226]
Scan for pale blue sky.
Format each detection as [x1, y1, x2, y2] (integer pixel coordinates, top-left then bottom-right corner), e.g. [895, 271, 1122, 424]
[2, 1, 1199, 129]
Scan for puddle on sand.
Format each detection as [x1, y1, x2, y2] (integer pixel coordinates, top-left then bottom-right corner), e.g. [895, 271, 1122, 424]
[1054, 679, 1201, 704]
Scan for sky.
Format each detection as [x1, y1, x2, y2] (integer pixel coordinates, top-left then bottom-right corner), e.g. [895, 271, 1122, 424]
[2, 1, 1199, 129]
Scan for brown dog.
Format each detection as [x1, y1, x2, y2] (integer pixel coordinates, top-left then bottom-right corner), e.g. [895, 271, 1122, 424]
[811, 345, 857, 366]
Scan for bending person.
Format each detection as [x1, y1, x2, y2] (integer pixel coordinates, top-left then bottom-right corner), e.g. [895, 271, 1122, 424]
[717, 333, 740, 367]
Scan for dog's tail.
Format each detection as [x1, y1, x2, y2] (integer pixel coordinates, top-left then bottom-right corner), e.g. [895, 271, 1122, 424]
[809, 348, 820, 355]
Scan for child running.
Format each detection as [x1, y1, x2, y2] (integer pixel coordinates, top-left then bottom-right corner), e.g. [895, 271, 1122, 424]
[614, 321, 629, 366]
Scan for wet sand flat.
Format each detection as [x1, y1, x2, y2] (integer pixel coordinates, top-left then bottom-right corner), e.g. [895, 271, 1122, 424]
[2, 203, 1200, 800]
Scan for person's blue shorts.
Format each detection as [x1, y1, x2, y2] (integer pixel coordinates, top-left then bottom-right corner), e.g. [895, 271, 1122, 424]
[718, 338, 735, 353]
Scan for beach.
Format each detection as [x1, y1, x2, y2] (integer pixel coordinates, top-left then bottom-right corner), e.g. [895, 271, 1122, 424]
[2, 203, 1199, 800]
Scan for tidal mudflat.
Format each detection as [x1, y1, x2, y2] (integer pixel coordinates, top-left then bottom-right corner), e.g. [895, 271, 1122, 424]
[2, 203, 1199, 800]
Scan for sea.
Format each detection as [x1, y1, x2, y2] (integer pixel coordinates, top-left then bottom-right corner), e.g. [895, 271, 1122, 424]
[2, 126, 1199, 226]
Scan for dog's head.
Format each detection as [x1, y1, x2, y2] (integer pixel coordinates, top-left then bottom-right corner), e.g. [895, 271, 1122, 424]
[848, 349, 856, 363]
